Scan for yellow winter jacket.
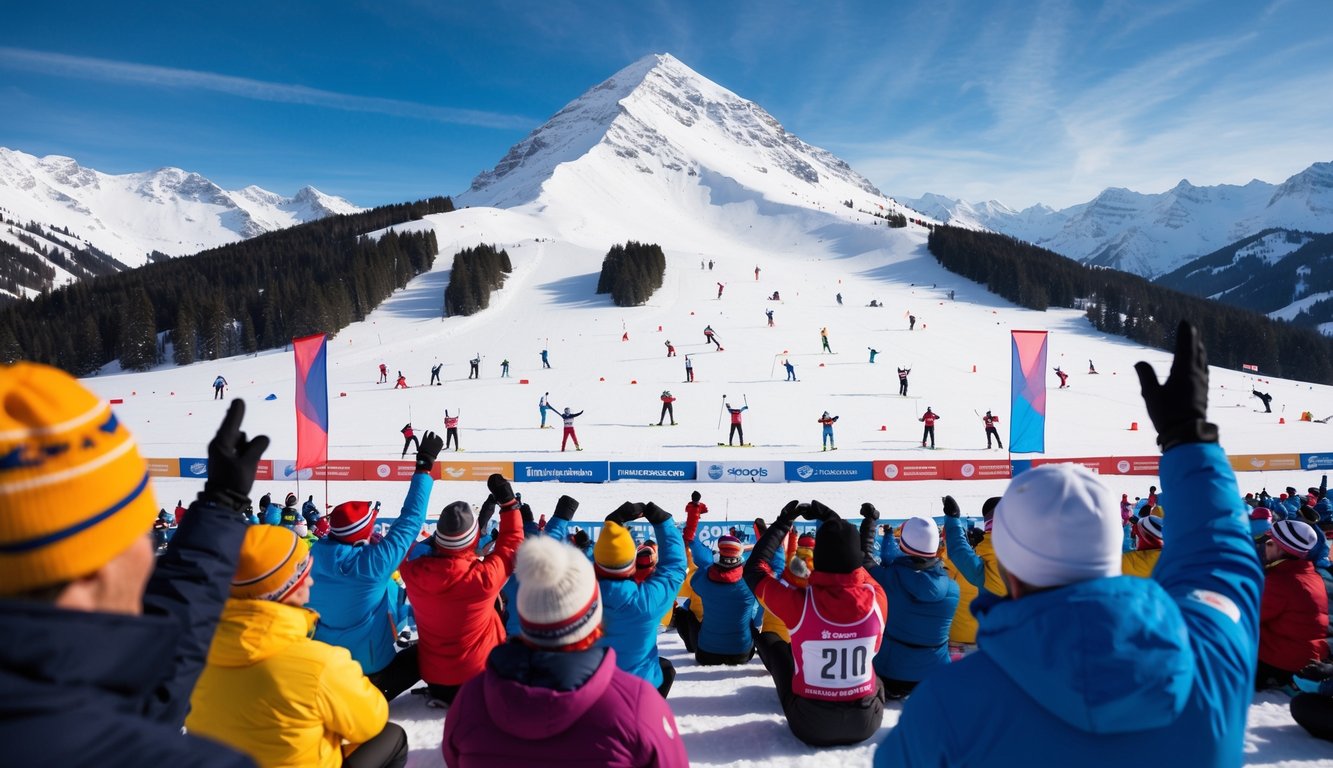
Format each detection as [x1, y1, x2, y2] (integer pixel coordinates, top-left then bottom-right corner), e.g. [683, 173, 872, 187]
[942, 550, 980, 645]
[1122, 548, 1162, 579]
[972, 535, 1009, 598]
[186, 599, 388, 768]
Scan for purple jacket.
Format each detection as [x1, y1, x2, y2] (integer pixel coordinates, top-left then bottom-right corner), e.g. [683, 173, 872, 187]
[442, 643, 688, 767]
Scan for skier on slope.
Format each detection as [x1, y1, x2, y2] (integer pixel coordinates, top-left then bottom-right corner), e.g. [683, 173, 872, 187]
[920, 407, 940, 448]
[1253, 389, 1273, 413]
[468, 354, 480, 380]
[717, 282, 725, 299]
[539, 392, 559, 428]
[909, 314, 917, 331]
[561, 407, 584, 451]
[766, 309, 774, 327]
[378, 362, 388, 383]
[430, 362, 443, 386]
[868, 348, 878, 364]
[540, 348, 551, 369]
[665, 339, 676, 357]
[704, 325, 723, 350]
[821, 327, 833, 353]
[500, 359, 510, 377]
[784, 359, 797, 382]
[400, 423, 420, 458]
[819, 411, 839, 451]
[898, 366, 911, 396]
[394, 372, 407, 389]
[659, 391, 677, 426]
[444, 410, 461, 451]
[212, 375, 228, 400]
[1055, 367, 1069, 389]
[983, 410, 1003, 449]
[726, 402, 748, 446]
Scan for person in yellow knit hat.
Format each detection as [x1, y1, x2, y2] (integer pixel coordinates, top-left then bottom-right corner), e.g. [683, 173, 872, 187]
[188, 524, 407, 768]
[0, 363, 267, 768]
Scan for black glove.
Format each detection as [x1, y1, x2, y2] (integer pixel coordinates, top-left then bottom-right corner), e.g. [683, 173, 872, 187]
[607, 502, 644, 524]
[520, 503, 534, 525]
[487, 473, 516, 507]
[202, 400, 270, 512]
[859, 503, 879, 521]
[1298, 661, 1333, 682]
[477, 495, 497, 533]
[415, 431, 444, 472]
[754, 517, 768, 536]
[644, 502, 671, 525]
[1133, 321, 1218, 452]
[777, 500, 802, 525]
[942, 496, 961, 518]
[554, 495, 580, 521]
[804, 500, 838, 522]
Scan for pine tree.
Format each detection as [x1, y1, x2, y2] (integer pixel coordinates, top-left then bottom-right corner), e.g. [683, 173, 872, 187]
[173, 303, 197, 366]
[117, 289, 158, 371]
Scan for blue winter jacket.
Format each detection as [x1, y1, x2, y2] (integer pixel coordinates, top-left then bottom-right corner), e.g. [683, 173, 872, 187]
[0, 497, 256, 768]
[868, 534, 959, 683]
[262, 502, 282, 525]
[874, 442, 1263, 768]
[501, 519, 542, 637]
[308, 472, 432, 675]
[687, 539, 758, 655]
[544, 516, 595, 561]
[596, 516, 687, 687]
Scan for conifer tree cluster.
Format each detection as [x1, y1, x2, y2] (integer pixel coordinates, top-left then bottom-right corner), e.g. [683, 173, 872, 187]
[928, 225, 1333, 385]
[596, 241, 666, 307]
[0, 198, 451, 374]
[443, 244, 513, 316]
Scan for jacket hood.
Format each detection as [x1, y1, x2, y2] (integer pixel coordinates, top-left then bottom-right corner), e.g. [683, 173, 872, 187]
[207, 599, 318, 668]
[888, 558, 953, 603]
[807, 568, 882, 623]
[976, 576, 1192, 734]
[483, 643, 615, 738]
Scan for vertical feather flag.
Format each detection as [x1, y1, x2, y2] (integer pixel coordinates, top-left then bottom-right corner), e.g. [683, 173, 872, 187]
[293, 333, 329, 470]
[1009, 330, 1048, 453]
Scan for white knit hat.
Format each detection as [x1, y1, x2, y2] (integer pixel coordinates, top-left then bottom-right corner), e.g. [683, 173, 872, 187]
[899, 517, 940, 558]
[515, 536, 603, 648]
[993, 463, 1123, 588]
[1272, 519, 1317, 558]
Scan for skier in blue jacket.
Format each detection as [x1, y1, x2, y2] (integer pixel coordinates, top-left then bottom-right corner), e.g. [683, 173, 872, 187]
[679, 533, 759, 664]
[874, 321, 1263, 767]
[307, 431, 441, 702]
[863, 507, 958, 698]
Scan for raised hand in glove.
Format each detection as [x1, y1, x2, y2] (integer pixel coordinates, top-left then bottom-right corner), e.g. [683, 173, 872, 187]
[754, 517, 768, 537]
[520, 502, 534, 525]
[486, 473, 517, 507]
[554, 495, 580, 521]
[804, 500, 838, 522]
[1133, 320, 1218, 452]
[859, 503, 880, 521]
[942, 496, 961, 518]
[415, 431, 444, 472]
[203, 400, 270, 511]
[478, 495, 498, 532]
[777, 500, 802, 525]
[644, 502, 671, 525]
[607, 502, 644, 524]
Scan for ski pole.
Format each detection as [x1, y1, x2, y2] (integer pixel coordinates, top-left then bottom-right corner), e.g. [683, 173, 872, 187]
[718, 394, 727, 430]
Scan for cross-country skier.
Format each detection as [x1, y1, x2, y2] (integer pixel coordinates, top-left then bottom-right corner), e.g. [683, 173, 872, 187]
[836, 292, 843, 305]
[665, 340, 676, 357]
[1055, 367, 1069, 389]
[444, 410, 461, 451]
[1088, 359, 1099, 374]
[920, 407, 940, 448]
[212, 375, 228, 400]
[685, 355, 694, 382]
[819, 411, 839, 451]
[717, 282, 725, 299]
[468, 354, 480, 379]
[659, 391, 677, 426]
[983, 410, 1003, 449]
[379, 362, 388, 383]
[821, 327, 832, 353]
[868, 348, 878, 364]
[784, 359, 797, 382]
[500, 359, 510, 377]
[755, 265, 761, 280]
[708, 259, 714, 270]
[401, 423, 420, 457]
[394, 371, 407, 389]
[909, 314, 916, 330]
[898, 367, 911, 396]
[766, 309, 774, 327]
[1253, 389, 1273, 413]
[429, 362, 442, 386]
[560, 407, 584, 451]
[704, 325, 723, 350]
[726, 402, 748, 446]
[539, 392, 559, 428]
[540, 348, 550, 368]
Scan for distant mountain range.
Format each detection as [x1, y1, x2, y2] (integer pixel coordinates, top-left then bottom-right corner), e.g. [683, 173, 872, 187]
[899, 162, 1333, 279]
[0, 147, 360, 299]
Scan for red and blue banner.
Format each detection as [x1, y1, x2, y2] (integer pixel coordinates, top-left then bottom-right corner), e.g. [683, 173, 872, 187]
[293, 333, 329, 470]
[1010, 330, 1048, 454]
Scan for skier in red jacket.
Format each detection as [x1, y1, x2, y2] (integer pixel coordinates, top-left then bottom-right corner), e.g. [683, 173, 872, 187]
[400, 474, 523, 706]
[982, 410, 1002, 449]
[919, 408, 940, 448]
[400, 423, 419, 458]
[658, 391, 677, 426]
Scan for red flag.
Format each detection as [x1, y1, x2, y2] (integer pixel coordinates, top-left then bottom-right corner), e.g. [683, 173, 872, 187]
[293, 334, 328, 470]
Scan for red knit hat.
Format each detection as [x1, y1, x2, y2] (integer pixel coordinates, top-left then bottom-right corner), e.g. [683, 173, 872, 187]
[716, 535, 744, 568]
[330, 501, 378, 544]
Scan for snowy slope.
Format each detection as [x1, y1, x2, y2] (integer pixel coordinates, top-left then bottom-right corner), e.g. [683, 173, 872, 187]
[68, 54, 1333, 766]
[0, 147, 361, 269]
[902, 162, 1333, 278]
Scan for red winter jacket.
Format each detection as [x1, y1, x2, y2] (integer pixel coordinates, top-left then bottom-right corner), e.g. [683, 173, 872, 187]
[750, 566, 887, 648]
[401, 507, 522, 685]
[920, 411, 939, 427]
[661, 395, 675, 405]
[1259, 557, 1330, 672]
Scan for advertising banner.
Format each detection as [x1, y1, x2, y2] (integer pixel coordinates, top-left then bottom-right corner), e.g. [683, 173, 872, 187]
[178, 457, 209, 479]
[513, 461, 610, 483]
[610, 462, 697, 481]
[253, 459, 274, 481]
[1228, 454, 1302, 472]
[273, 460, 316, 482]
[146, 458, 179, 478]
[359, 460, 420, 482]
[784, 461, 874, 482]
[1302, 453, 1333, 471]
[696, 460, 786, 483]
[873, 460, 943, 481]
[1031, 457, 1105, 474]
[308, 461, 364, 482]
[941, 460, 1012, 481]
[437, 460, 515, 482]
[1100, 456, 1160, 476]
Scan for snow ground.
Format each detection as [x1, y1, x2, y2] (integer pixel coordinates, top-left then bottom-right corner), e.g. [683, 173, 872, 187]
[86, 203, 1333, 765]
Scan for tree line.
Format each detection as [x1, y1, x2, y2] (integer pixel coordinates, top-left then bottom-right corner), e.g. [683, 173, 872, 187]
[597, 241, 666, 307]
[927, 225, 1333, 385]
[444, 244, 513, 316]
[0, 197, 452, 374]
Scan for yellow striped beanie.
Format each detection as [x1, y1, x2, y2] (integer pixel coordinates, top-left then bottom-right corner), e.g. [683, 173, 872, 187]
[231, 525, 312, 601]
[0, 363, 157, 596]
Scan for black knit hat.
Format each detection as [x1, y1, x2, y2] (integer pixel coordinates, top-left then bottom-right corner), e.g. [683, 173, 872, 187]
[814, 519, 862, 574]
[981, 497, 1001, 521]
[691, 491, 702, 503]
[434, 501, 477, 551]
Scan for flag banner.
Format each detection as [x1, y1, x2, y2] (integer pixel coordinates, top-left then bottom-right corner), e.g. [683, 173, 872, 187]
[293, 333, 329, 470]
[1242, 363, 1258, 372]
[1010, 330, 1048, 453]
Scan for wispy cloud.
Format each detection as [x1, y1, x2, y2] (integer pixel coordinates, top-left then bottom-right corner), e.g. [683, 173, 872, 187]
[0, 47, 534, 130]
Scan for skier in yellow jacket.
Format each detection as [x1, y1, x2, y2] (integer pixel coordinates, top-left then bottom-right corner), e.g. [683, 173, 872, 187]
[188, 526, 406, 768]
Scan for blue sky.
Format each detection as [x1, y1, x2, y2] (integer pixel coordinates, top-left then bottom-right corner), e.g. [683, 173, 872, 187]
[2, 0, 1330, 209]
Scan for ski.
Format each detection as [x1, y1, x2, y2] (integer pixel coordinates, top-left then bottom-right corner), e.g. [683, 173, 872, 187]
[717, 443, 754, 447]
[649, 423, 679, 426]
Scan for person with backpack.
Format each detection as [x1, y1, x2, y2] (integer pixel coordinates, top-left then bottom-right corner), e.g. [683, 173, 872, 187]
[658, 391, 676, 426]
